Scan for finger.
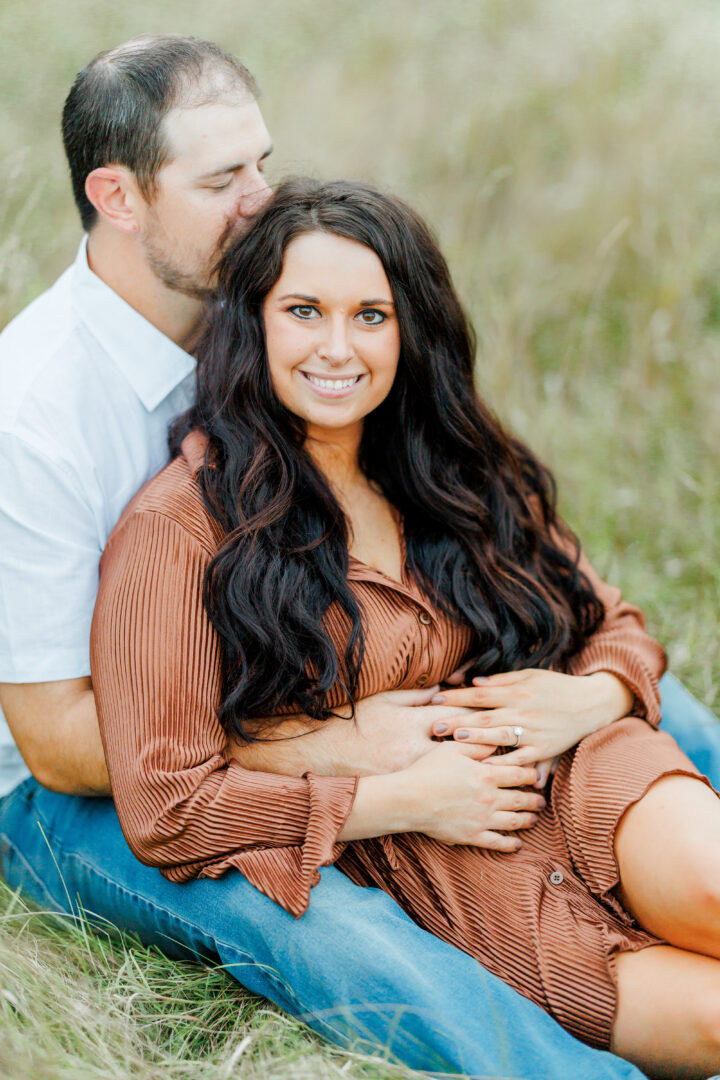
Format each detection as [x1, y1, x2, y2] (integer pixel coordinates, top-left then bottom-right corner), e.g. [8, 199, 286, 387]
[483, 764, 539, 787]
[534, 758, 554, 788]
[471, 832, 522, 853]
[489, 811, 539, 832]
[425, 705, 479, 734]
[432, 683, 514, 710]
[449, 741, 514, 762]
[444, 657, 478, 685]
[431, 706, 511, 735]
[496, 789, 547, 813]
[472, 669, 533, 687]
[452, 725, 523, 747]
[487, 746, 542, 767]
[466, 683, 527, 709]
[386, 686, 441, 706]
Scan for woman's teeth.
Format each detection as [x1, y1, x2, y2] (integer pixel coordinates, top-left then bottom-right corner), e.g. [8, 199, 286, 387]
[304, 374, 361, 389]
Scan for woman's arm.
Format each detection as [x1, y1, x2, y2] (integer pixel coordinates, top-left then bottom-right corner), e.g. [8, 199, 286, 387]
[91, 506, 358, 915]
[427, 533, 667, 767]
[92, 503, 543, 916]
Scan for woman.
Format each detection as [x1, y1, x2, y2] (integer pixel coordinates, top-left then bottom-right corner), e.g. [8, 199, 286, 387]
[91, 179, 720, 1079]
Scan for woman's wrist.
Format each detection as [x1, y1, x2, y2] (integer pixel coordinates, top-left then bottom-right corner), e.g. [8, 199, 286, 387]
[337, 772, 415, 841]
[583, 671, 635, 732]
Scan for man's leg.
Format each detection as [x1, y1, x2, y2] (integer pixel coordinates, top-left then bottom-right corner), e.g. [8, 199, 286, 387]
[0, 779, 645, 1080]
[660, 672, 720, 785]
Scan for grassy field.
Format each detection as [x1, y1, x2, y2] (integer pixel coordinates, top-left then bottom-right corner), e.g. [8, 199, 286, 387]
[1, 0, 719, 1076]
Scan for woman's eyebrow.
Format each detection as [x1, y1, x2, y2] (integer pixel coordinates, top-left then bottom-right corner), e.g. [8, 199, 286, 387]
[277, 294, 395, 306]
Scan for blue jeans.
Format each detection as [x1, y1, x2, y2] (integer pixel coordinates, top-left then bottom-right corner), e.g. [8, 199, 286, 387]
[1, 673, 716, 1080]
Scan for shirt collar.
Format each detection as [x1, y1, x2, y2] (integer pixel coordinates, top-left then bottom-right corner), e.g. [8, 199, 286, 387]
[70, 236, 196, 412]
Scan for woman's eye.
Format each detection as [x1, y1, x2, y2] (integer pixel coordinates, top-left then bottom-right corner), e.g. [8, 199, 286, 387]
[210, 180, 232, 191]
[357, 309, 386, 326]
[289, 305, 319, 319]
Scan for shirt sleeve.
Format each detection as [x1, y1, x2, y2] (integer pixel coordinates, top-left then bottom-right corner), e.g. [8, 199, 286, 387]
[562, 534, 667, 727]
[90, 507, 357, 918]
[0, 432, 100, 682]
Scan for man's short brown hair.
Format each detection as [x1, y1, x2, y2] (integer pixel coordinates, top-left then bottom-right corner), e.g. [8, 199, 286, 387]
[62, 34, 259, 230]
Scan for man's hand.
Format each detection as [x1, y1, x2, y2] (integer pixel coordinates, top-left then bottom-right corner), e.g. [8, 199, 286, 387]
[0, 678, 110, 795]
[429, 668, 634, 784]
[228, 686, 487, 777]
[339, 742, 544, 851]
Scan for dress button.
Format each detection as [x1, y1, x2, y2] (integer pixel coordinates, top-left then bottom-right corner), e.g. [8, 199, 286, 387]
[416, 673, 430, 687]
[549, 870, 564, 885]
[418, 612, 431, 625]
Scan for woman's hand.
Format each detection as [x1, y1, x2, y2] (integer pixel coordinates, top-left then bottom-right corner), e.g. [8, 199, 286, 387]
[429, 669, 634, 782]
[340, 741, 544, 852]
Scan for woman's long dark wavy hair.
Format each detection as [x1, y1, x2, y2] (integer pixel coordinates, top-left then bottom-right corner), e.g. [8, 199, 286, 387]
[171, 178, 604, 741]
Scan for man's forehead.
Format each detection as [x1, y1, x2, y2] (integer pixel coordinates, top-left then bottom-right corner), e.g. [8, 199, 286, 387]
[161, 95, 270, 173]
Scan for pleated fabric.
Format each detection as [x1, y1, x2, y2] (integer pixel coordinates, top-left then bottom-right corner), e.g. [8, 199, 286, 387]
[90, 431, 699, 1049]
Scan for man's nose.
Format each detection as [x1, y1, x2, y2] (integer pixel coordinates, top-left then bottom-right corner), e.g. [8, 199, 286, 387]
[238, 173, 272, 217]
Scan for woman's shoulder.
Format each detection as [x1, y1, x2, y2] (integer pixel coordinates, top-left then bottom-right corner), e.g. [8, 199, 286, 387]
[108, 432, 224, 557]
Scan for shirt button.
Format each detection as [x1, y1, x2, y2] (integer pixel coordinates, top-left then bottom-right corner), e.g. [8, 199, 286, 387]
[416, 673, 430, 687]
[418, 612, 431, 625]
[549, 870, 564, 885]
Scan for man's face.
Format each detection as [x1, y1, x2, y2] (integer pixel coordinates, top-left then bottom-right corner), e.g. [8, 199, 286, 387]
[137, 92, 273, 299]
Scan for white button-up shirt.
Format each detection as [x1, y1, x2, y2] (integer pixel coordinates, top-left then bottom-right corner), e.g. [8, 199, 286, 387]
[0, 238, 196, 797]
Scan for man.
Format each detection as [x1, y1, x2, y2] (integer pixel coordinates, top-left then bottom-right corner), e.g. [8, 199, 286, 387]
[0, 34, 716, 1080]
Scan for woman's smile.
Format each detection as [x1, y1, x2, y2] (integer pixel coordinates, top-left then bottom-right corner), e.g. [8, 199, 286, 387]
[297, 370, 369, 399]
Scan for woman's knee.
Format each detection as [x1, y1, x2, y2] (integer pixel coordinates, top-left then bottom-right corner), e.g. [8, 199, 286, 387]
[613, 948, 720, 1080]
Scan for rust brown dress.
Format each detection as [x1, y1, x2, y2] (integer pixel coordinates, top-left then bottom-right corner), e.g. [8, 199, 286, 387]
[91, 433, 706, 1049]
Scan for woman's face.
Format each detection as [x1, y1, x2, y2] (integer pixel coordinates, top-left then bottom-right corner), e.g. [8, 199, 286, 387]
[262, 230, 401, 437]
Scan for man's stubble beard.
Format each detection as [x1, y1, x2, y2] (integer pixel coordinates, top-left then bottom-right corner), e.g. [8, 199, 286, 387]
[141, 214, 248, 303]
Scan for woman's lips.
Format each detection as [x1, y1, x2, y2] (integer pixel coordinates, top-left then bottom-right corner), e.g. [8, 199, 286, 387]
[299, 371, 367, 398]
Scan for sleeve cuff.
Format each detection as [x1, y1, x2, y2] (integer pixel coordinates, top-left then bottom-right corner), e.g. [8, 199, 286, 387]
[192, 774, 358, 917]
[568, 638, 665, 728]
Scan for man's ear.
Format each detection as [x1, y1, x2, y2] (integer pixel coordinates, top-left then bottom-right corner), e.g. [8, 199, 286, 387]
[84, 166, 144, 234]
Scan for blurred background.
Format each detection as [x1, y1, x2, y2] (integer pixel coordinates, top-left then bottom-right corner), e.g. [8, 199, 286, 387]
[1, 2, 720, 682]
[0, 3, 719, 1076]
[1, 0, 718, 704]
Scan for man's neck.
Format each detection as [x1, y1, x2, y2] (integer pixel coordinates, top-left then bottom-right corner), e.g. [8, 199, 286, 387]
[85, 224, 204, 349]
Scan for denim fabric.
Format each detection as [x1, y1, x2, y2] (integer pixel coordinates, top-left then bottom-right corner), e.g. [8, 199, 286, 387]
[0, 774, 650, 1079]
[7, 668, 712, 1077]
[657, 672, 720, 785]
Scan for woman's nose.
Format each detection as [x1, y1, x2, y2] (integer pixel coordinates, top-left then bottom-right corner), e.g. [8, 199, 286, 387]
[317, 318, 353, 366]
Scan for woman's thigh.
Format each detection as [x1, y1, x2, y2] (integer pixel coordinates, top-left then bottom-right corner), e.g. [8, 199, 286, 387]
[613, 945, 720, 1080]
[614, 773, 720, 956]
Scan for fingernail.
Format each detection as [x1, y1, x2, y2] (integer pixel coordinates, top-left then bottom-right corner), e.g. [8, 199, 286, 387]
[431, 694, 446, 704]
[455, 729, 470, 740]
[512, 842, 522, 852]
[472, 676, 489, 685]
[537, 798, 546, 810]
[434, 723, 449, 734]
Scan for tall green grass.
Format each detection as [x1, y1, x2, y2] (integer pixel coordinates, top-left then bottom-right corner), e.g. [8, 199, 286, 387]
[1, 0, 718, 1076]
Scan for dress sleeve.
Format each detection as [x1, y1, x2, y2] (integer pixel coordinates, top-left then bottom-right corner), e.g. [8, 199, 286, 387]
[562, 535, 667, 727]
[90, 508, 357, 918]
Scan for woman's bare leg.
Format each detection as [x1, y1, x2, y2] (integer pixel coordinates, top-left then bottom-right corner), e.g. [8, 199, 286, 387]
[614, 774, 720, 956]
[613, 946, 720, 1080]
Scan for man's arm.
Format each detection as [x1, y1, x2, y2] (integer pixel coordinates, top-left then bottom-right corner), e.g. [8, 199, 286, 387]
[228, 687, 486, 778]
[0, 679, 110, 795]
[0, 433, 110, 793]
